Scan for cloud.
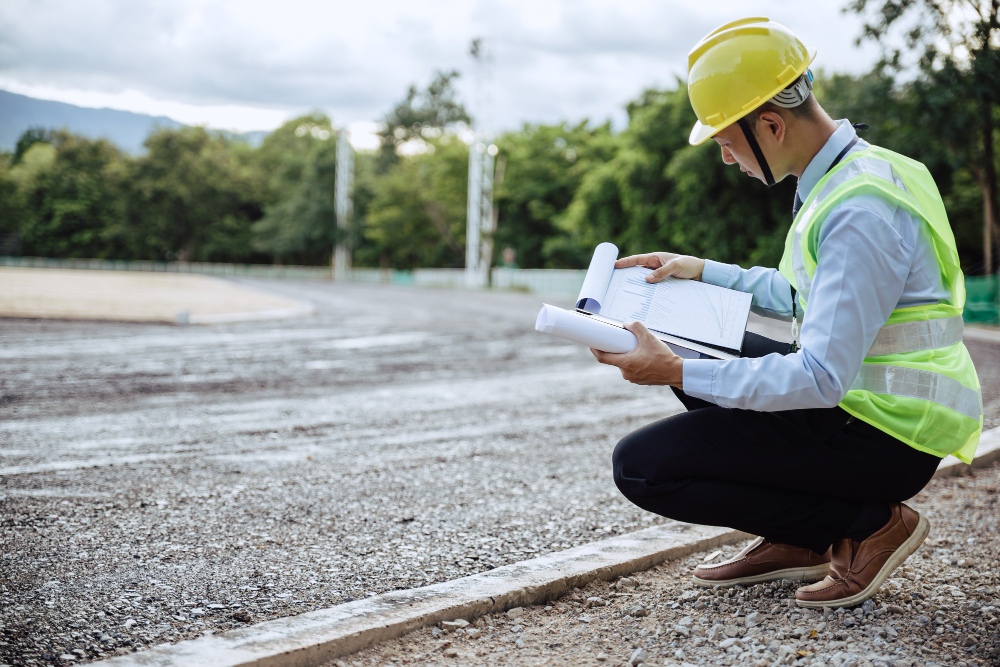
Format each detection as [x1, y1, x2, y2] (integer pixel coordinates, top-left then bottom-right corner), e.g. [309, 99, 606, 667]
[0, 0, 880, 132]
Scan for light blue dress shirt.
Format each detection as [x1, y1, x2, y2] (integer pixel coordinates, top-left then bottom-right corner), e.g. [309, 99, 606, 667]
[681, 119, 950, 411]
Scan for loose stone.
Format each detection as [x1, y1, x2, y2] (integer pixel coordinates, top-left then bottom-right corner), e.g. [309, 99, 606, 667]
[441, 619, 469, 632]
[629, 647, 649, 665]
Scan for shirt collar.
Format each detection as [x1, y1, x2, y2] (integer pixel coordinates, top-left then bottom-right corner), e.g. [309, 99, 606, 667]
[796, 119, 864, 202]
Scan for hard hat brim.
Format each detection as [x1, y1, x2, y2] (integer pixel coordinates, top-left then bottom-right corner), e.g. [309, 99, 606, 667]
[689, 120, 719, 146]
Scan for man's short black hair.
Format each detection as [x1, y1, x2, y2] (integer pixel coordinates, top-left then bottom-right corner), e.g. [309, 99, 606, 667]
[745, 94, 820, 136]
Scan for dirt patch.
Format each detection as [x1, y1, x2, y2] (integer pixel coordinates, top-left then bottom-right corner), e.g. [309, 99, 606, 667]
[0, 267, 305, 323]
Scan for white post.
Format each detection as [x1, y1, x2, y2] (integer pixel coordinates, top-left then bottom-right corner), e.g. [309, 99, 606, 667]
[466, 142, 482, 287]
[334, 129, 354, 281]
[477, 142, 494, 287]
[466, 37, 495, 289]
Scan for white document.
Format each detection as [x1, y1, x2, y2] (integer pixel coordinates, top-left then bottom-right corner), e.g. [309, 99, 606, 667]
[564, 242, 752, 355]
[600, 267, 751, 351]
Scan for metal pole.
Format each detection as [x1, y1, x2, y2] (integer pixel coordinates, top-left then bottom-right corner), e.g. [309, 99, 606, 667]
[466, 143, 482, 287]
[334, 129, 354, 281]
[466, 38, 495, 289]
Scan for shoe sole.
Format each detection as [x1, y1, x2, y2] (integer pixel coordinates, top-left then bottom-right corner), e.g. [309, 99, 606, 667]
[692, 564, 831, 588]
[795, 511, 930, 609]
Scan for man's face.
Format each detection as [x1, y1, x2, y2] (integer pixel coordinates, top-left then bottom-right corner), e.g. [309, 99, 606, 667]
[712, 123, 766, 185]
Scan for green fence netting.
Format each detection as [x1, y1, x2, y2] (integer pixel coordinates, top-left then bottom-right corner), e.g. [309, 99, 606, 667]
[964, 275, 1000, 325]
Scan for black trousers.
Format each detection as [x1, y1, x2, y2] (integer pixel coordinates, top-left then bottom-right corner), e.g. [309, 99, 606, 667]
[611, 332, 941, 553]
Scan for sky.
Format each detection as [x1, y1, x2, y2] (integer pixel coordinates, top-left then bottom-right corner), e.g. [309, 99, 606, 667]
[0, 0, 881, 149]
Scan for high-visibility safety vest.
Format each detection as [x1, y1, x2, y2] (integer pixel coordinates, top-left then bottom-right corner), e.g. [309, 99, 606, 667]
[778, 145, 983, 463]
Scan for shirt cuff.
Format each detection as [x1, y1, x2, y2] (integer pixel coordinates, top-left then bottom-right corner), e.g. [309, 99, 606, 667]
[681, 359, 718, 404]
[701, 259, 738, 288]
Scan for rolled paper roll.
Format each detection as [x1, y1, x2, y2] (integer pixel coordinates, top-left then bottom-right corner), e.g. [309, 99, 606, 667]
[575, 242, 618, 311]
[535, 303, 637, 353]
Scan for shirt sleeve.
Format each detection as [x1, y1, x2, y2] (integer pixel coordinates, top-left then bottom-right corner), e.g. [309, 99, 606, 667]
[683, 205, 912, 410]
[701, 259, 794, 317]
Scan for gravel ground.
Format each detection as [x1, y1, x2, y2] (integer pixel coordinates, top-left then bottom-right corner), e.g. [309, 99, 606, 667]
[333, 460, 1000, 667]
[1, 278, 997, 666]
[1, 280, 692, 666]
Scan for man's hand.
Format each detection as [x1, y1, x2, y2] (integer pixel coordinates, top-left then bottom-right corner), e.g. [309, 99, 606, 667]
[591, 321, 684, 388]
[615, 252, 706, 283]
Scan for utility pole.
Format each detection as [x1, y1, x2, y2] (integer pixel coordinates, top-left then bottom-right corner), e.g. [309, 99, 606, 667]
[466, 37, 496, 289]
[334, 128, 354, 281]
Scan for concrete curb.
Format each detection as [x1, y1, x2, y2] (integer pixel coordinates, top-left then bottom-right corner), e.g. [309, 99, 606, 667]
[95, 428, 999, 667]
[94, 524, 749, 667]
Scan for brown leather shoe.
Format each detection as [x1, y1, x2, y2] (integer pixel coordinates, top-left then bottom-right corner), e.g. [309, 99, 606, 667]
[795, 503, 929, 608]
[692, 536, 831, 587]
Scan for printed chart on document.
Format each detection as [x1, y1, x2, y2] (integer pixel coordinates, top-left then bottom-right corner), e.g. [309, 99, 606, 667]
[600, 267, 749, 351]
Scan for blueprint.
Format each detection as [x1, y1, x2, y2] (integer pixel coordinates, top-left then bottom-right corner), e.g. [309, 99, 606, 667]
[600, 266, 751, 351]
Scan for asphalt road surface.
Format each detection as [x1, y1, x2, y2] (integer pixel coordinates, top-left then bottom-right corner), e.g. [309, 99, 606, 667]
[2, 279, 998, 666]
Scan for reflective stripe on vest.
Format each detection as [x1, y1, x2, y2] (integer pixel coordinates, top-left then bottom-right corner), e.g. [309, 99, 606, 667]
[790, 214, 811, 304]
[865, 315, 964, 358]
[850, 364, 982, 421]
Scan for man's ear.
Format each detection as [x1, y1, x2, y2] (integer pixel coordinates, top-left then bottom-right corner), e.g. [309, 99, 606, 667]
[758, 110, 786, 144]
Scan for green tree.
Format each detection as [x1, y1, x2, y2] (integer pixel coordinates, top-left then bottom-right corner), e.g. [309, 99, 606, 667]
[846, 0, 1000, 273]
[9, 131, 127, 258]
[375, 71, 470, 172]
[12, 127, 55, 165]
[0, 152, 25, 252]
[558, 84, 794, 269]
[347, 150, 378, 266]
[362, 138, 469, 269]
[124, 127, 265, 262]
[493, 121, 617, 268]
[251, 114, 339, 264]
[356, 71, 473, 269]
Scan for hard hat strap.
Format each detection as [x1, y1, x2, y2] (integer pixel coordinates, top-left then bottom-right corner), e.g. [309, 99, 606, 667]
[737, 117, 775, 187]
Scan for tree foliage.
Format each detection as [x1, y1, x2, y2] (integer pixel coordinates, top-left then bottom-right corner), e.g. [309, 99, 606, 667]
[556, 85, 795, 270]
[251, 114, 339, 263]
[376, 71, 470, 173]
[0, 38, 993, 277]
[846, 0, 1000, 273]
[361, 138, 469, 269]
[122, 127, 264, 262]
[12, 126, 55, 165]
[493, 121, 617, 268]
[7, 131, 125, 258]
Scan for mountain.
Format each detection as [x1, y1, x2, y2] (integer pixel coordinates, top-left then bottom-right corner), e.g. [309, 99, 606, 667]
[0, 89, 269, 154]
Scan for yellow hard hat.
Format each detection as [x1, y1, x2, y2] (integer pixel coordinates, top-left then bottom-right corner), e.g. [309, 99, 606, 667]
[687, 17, 816, 146]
